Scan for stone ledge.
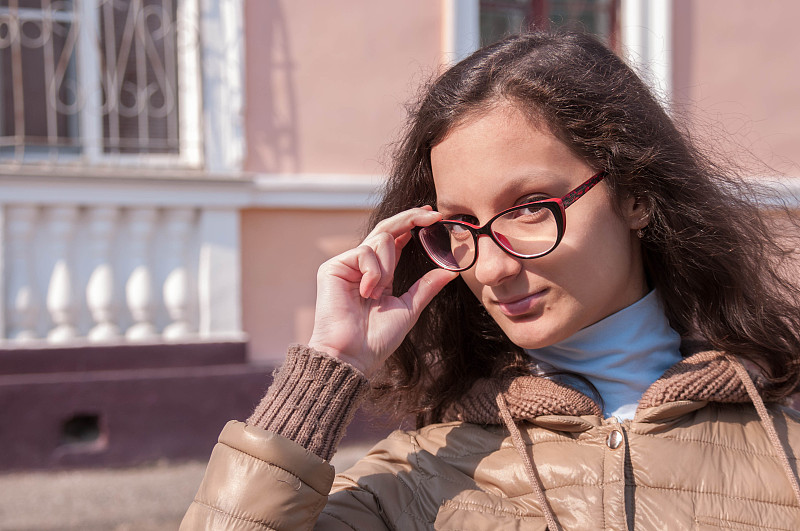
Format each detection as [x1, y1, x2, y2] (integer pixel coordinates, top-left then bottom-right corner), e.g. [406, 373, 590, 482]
[0, 341, 389, 471]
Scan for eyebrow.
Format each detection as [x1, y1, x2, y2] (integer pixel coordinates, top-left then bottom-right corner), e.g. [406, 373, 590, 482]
[435, 172, 561, 214]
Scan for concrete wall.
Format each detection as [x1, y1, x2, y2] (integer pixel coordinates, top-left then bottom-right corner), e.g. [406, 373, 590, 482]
[672, 0, 800, 177]
[241, 0, 800, 362]
[241, 209, 369, 361]
[241, 1, 445, 361]
[243, 0, 443, 175]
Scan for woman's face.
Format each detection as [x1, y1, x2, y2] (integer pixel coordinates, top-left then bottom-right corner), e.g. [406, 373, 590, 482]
[430, 104, 648, 349]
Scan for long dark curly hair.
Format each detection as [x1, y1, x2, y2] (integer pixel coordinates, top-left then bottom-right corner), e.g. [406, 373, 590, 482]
[366, 30, 800, 426]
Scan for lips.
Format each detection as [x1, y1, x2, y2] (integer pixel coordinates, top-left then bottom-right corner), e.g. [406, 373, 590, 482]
[494, 289, 548, 317]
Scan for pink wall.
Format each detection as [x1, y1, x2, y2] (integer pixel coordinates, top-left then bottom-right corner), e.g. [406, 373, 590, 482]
[240, 2, 447, 360]
[241, 1, 800, 361]
[243, 0, 443, 175]
[672, 0, 800, 177]
[241, 209, 370, 361]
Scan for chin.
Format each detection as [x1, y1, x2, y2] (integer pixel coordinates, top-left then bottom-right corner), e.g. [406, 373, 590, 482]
[496, 317, 568, 350]
[507, 335, 558, 350]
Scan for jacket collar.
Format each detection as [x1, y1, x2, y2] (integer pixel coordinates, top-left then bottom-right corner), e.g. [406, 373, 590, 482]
[441, 350, 760, 428]
[481, 351, 800, 526]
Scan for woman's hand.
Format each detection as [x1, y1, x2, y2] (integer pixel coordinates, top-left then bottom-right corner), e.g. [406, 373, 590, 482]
[308, 207, 458, 378]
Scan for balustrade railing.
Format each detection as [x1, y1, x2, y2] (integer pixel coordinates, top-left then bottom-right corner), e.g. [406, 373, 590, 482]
[2, 201, 232, 344]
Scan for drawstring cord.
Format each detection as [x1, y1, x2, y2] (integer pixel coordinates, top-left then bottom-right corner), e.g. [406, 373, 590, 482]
[727, 355, 800, 508]
[496, 355, 799, 529]
[496, 393, 561, 531]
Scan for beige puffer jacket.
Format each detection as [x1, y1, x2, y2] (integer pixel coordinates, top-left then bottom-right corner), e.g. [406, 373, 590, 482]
[182, 349, 800, 530]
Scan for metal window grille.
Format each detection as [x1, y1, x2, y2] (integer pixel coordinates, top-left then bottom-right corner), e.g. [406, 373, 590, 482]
[0, 0, 199, 167]
[480, 0, 620, 48]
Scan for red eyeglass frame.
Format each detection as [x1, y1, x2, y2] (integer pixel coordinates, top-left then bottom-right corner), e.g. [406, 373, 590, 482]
[413, 171, 606, 272]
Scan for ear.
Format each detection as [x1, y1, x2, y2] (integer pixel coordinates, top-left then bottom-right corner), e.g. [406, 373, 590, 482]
[622, 194, 650, 230]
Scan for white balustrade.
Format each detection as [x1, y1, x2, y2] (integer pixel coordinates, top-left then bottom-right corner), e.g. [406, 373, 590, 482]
[46, 206, 80, 343]
[6, 206, 40, 341]
[125, 208, 158, 341]
[87, 207, 121, 342]
[0, 202, 219, 344]
[162, 209, 195, 340]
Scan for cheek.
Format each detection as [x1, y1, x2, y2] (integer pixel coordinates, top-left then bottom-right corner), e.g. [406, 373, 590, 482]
[458, 205, 638, 301]
[531, 207, 634, 287]
[459, 272, 484, 300]
[557, 213, 639, 299]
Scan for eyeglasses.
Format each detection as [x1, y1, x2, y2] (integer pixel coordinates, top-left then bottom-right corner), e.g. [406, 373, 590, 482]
[413, 172, 606, 272]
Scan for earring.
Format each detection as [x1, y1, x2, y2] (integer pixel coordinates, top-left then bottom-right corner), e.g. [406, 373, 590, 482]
[636, 228, 645, 239]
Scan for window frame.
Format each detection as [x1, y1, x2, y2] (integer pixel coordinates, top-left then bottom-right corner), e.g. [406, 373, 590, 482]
[0, 0, 203, 170]
[479, 0, 621, 49]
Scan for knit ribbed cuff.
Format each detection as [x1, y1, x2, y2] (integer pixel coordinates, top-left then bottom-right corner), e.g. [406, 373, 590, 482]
[246, 344, 370, 461]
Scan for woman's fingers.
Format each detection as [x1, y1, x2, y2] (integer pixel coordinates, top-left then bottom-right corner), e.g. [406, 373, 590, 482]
[392, 232, 413, 267]
[320, 204, 450, 304]
[310, 207, 456, 375]
[357, 206, 441, 299]
[321, 236, 403, 301]
[400, 268, 459, 319]
[366, 207, 440, 241]
[354, 246, 383, 299]
[358, 232, 396, 299]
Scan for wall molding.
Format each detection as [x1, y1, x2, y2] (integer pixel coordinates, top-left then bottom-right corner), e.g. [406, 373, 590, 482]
[252, 173, 383, 210]
[0, 173, 384, 210]
[751, 177, 800, 208]
[4, 172, 799, 210]
[0, 174, 254, 209]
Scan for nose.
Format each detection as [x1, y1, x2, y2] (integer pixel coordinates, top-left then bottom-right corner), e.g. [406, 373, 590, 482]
[471, 233, 522, 286]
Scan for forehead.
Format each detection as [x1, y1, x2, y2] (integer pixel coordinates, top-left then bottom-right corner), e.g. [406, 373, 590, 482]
[431, 105, 591, 212]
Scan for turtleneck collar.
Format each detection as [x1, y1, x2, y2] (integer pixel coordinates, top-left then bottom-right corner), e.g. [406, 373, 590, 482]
[524, 290, 682, 419]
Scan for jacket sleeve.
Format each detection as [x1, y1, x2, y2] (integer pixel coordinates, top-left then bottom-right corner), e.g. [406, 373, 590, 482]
[180, 346, 387, 530]
[181, 421, 335, 530]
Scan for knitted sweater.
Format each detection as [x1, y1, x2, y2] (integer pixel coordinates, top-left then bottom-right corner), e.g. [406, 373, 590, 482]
[249, 345, 760, 461]
[181, 345, 800, 530]
[248, 345, 370, 461]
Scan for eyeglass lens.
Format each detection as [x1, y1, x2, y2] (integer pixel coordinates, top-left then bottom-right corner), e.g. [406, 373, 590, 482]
[418, 204, 559, 271]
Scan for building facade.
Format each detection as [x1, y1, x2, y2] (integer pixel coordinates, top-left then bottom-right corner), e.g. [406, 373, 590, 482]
[1, 0, 798, 469]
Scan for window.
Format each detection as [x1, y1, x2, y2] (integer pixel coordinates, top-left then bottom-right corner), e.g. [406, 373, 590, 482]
[0, 0, 199, 167]
[480, 0, 620, 48]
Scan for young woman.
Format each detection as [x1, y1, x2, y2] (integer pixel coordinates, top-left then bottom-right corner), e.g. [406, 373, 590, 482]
[182, 31, 800, 530]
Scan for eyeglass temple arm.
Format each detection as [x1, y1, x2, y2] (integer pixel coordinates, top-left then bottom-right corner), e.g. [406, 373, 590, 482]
[560, 172, 606, 209]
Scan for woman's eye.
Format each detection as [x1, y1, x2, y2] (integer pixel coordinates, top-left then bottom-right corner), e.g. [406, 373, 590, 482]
[508, 205, 550, 222]
[449, 214, 478, 225]
[516, 194, 548, 206]
[446, 224, 473, 241]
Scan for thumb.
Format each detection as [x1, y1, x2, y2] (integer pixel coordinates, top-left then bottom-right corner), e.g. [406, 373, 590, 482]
[401, 268, 459, 319]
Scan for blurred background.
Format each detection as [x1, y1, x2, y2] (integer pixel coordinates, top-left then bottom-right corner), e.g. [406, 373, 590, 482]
[0, 0, 798, 528]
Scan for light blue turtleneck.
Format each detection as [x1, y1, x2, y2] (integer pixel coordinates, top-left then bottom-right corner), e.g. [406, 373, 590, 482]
[524, 290, 682, 420]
